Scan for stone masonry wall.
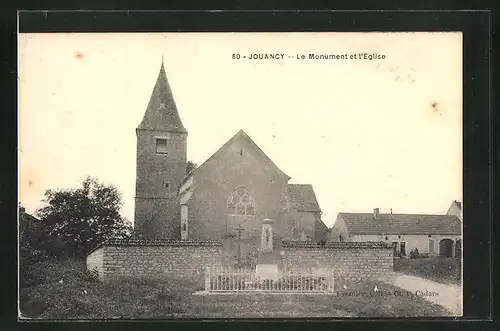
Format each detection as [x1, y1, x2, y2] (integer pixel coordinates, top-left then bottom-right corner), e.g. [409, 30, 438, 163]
[281, 241, 393, 282]
[88, 240, 223, 286]
[86, 247, 104, 281]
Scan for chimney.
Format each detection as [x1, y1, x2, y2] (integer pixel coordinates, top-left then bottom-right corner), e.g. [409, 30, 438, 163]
[373, 208, 380, 220]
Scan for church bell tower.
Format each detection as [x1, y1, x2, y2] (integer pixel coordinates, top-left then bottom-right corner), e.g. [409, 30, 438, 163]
[134, 60, 187, 239]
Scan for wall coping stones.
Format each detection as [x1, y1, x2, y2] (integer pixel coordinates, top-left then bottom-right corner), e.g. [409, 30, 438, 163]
[281, 240, 392, 249]
[86, 239, 223, 256]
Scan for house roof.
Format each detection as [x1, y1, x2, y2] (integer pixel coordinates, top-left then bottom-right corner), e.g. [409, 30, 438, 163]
[137, 62, 187, 133]
[287, 184, 321, 212]
[451, 200, 462, 210]
[339, 212, 462, 235]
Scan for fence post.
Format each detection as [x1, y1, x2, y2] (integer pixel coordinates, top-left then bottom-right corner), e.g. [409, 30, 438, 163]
[224, 266, 227, 291]
[204, 266, 207, 291]
[332, 269, 335, 292]
[329, 268, 334, 292]
[216, 266, 219, 291]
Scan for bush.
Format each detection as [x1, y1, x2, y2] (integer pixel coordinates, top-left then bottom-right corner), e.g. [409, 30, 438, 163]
[409, 248, 426, 259]
[20, 258, 97, 288]
[393, 256, 461, 284]
[20, 259, 100, 318]
[19, 259, 199, 319]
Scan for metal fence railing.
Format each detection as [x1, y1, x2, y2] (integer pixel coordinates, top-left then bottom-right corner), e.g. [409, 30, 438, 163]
[204, 266, 334, 293]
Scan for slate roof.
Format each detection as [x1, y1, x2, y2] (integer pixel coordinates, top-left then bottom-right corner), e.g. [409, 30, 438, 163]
[287, 184, 321, 212]
[137, 62, 187, 133]
[339, 213, 462, 235]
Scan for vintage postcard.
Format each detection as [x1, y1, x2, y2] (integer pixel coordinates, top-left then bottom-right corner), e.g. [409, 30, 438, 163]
[18, 32, 463, 319]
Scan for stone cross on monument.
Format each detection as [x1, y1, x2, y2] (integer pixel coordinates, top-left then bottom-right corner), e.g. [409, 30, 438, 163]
[261, 219, 274, 252]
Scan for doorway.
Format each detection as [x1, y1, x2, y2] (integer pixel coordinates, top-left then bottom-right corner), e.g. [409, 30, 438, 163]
[392, 241, 407, 257]
[439, 239, 454, 257]
[400, 242, 406, 257]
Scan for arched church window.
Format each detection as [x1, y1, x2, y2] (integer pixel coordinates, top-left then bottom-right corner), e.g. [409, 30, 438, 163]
[227, 187, 255, 216]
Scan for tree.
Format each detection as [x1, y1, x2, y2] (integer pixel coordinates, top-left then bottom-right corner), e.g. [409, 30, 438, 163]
[186, 161, 198, 176]
[19, 203, 73, 287]
[19, 203, 51, 264]
[36, 177, 132, 258]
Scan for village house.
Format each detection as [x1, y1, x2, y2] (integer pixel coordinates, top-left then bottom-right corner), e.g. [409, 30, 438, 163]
[134, 60, 328, 257]
[329, 202, 462, 258]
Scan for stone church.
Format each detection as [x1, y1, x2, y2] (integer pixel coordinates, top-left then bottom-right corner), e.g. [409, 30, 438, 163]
[134, 61, 328, 254]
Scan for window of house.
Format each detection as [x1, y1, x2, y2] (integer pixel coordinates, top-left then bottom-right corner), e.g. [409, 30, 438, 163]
[392, 241, 399, 251]
[339, 234, 344, 242]
[227, 187, 255, 216]
[156, 138, 168, 154]
[428, 238, 435, 254]
[182, 223, 187, 231]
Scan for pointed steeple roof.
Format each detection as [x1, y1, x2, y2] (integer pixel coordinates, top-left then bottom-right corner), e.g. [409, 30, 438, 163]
[137, 61, 187, 133]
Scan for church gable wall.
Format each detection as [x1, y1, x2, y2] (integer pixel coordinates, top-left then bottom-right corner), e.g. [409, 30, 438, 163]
[188, 137, 292, 242]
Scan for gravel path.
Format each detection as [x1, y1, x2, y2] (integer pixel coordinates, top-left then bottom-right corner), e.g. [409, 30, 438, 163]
[383, 272, 462, 316]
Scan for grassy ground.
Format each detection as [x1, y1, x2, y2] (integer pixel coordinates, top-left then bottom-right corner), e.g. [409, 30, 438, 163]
[393, 257, 462, 285]
[188, 278, 452, 318]
[20, 260, 452, 319]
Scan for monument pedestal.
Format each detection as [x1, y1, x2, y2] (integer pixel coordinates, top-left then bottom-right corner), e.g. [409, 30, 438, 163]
[256, 263, 279, 281]
[256, 218, 279, 281]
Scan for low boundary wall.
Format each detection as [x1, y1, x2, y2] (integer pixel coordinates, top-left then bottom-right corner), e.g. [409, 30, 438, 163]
[86, 239, 224, 285]
[87, 240, 393, 284]
[281, 241, 393, 282]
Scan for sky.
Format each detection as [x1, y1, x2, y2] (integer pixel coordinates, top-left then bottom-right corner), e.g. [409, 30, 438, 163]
[18, 32, 463, 227]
